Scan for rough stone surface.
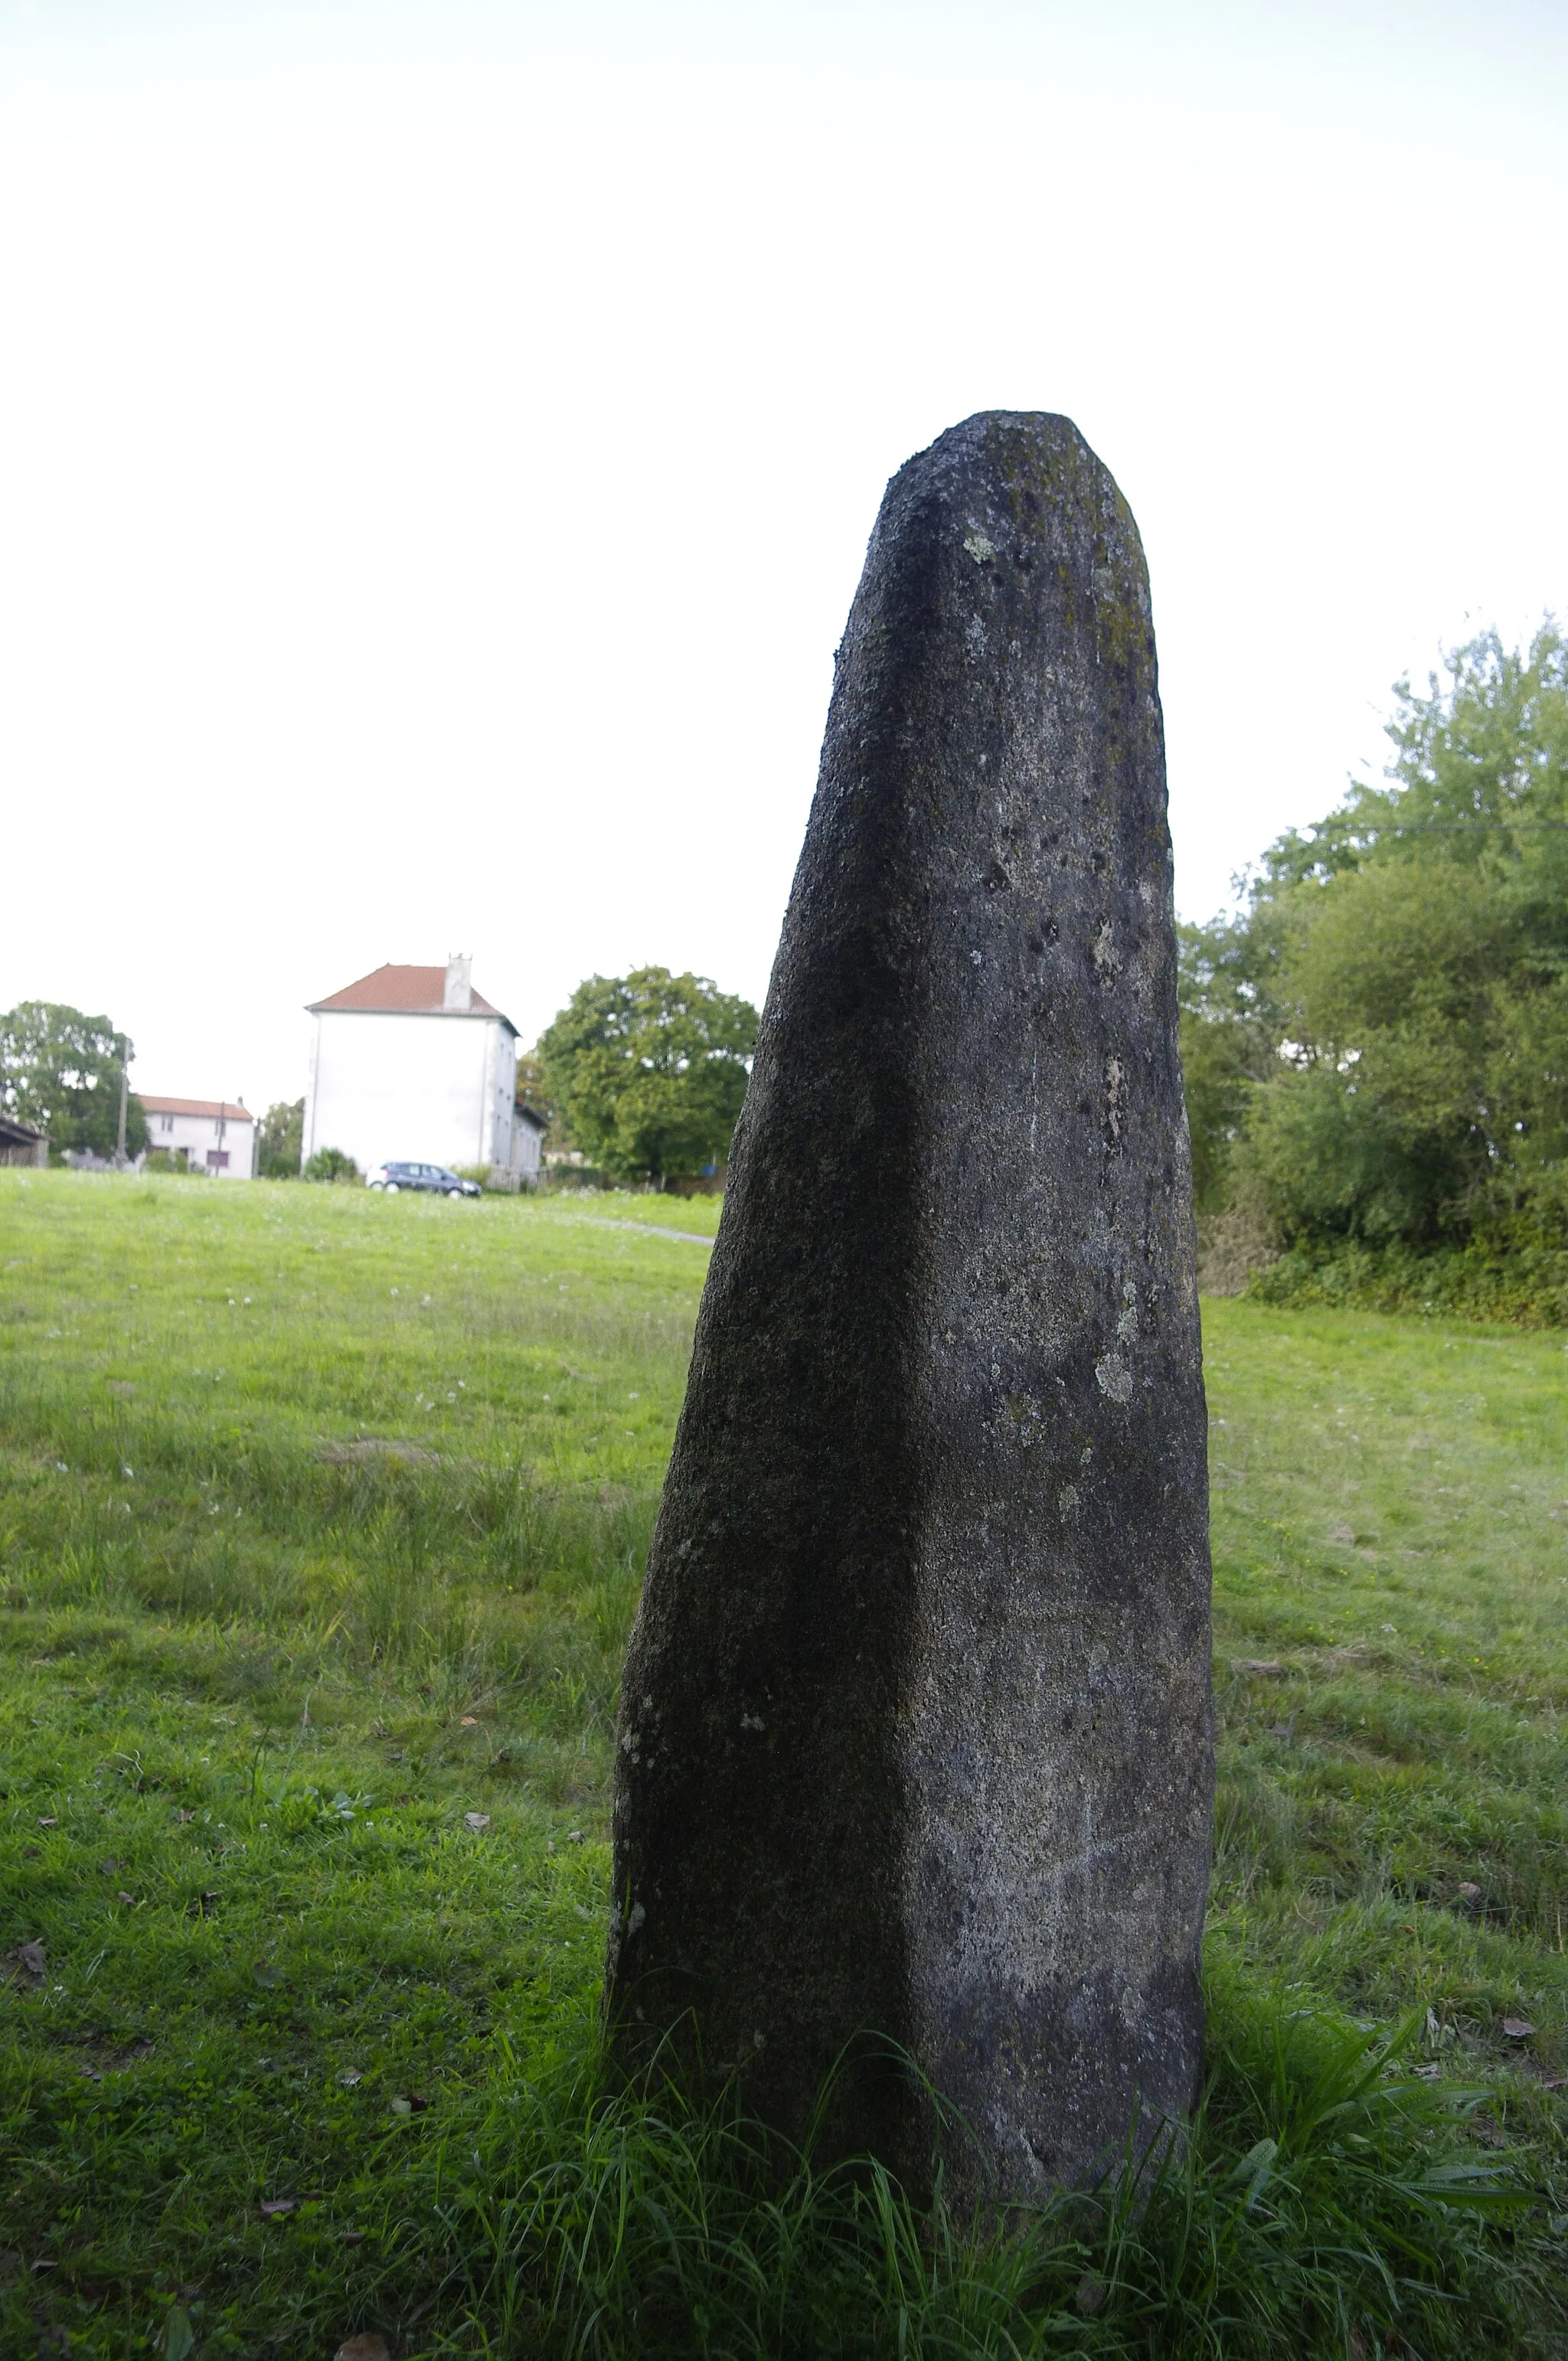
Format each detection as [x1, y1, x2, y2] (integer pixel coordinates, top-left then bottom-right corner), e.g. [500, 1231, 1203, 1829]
[605, 411, 1212, 2203]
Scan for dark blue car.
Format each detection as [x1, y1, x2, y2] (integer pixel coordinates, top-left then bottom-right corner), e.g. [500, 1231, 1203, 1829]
[366, 1161, 482, 1198]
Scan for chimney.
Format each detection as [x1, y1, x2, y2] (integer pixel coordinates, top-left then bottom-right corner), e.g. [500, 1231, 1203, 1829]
[443, 954, 472, 1011]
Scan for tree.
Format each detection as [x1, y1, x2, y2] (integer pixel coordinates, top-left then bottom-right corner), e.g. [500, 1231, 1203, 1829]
[0, 1001, 148, 1161]
[537, 967, 758, 1186]
[1178, 913, 1286, 1213]
[1185, 622, 1568, 1247]
[257, 1099, 305, 1178]
[513, 1048, 563, 1149]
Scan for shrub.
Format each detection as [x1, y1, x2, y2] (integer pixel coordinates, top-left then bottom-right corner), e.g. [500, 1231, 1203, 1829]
[302, 1145, 360, 1185]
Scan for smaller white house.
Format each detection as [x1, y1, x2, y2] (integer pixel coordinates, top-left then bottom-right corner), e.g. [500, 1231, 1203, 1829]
[302, 956, 545, 1181]
[139, 1097, 258, 1178]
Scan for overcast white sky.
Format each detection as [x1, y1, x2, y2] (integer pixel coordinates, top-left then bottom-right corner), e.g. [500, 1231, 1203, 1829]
[2, 0, 1566, 1112]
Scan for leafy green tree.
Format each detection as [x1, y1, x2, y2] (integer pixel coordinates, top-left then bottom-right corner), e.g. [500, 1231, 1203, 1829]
[257, 1099, 305, 1178]
[538, 968, 757, 1186]
[1190, 622, 1568, 1247]
[0, 1000, 148, 1160]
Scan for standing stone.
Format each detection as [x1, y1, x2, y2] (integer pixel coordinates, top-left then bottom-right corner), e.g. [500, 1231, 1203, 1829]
[606, 411, 1212, 2204]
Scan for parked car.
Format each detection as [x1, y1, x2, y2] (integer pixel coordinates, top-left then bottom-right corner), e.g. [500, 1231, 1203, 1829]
[366, 1161, 482, 1198]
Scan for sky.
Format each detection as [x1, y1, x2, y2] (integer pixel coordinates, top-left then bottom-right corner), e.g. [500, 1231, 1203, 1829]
[2, 0, 1566, 1113]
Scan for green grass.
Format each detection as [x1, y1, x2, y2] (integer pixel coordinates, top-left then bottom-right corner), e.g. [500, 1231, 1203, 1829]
[1, 1173, 1564, 2356]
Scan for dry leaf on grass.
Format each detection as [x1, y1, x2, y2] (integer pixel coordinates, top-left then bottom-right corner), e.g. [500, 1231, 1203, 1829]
[337, 2069, 363, 2087]
[1502, 2017, 1537, 2039]
[37, 1816, 57, 1829]
[335, 2337, 391, 2361]
[462, 1811, 490, 1833]
[1232, 1659, 1283, 1677]
[13, 1941, 46, 1977]
[259, 2196, 297, 2217]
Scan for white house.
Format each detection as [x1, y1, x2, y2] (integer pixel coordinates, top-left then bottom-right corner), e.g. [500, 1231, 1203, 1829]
[139, 1097, 258, 1178]
[302, 956, 545, 1181]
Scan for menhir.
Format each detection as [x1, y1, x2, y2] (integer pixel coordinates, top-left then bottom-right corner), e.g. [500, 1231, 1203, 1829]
[605, 410, 1213, 2207]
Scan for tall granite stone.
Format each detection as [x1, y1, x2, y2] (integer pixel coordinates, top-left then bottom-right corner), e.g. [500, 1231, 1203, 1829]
[606, 411, 1212, 2203]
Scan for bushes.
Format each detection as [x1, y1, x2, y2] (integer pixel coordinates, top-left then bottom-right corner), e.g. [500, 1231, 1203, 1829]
[1249, 1231, 1568, 1327]
[302, 1144, 360, 1184]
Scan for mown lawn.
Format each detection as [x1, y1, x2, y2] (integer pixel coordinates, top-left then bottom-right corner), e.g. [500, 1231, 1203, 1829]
[0, 1173, 1563, 2358]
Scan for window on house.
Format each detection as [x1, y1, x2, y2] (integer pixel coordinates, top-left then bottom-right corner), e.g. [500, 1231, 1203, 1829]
[207, 1150, 230, 1170]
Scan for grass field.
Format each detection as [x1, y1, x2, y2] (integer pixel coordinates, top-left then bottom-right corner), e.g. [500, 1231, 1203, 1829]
[1, 1172, 1564, 2358]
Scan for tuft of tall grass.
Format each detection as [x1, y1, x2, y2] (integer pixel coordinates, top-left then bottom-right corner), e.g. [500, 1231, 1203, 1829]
[403, 1972, 1544, 2361]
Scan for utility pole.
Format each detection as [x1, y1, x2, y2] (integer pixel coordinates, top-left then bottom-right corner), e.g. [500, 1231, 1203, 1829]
[116, 1040, 129, 1168]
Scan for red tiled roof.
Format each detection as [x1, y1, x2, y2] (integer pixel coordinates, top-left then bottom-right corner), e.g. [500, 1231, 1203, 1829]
[307, 964, 511, 1023]
[139, 1096, 254, 1122]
